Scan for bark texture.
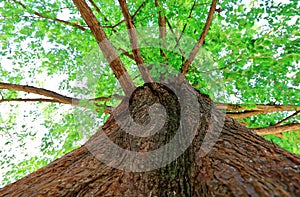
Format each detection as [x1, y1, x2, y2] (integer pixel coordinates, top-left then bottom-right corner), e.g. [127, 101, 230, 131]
[1, 83, 299, 196]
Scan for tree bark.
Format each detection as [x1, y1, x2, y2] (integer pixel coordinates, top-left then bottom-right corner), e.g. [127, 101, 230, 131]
[1, 83, 299, 196]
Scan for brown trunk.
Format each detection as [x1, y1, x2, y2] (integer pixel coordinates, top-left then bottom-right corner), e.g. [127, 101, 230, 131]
[1, 83, 299, 196]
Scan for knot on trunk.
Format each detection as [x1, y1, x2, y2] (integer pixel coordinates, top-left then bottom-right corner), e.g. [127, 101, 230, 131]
[118, 82, 181, 151]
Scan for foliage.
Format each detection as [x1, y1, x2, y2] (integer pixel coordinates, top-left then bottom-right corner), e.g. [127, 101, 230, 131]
[0, 0, 299, 187]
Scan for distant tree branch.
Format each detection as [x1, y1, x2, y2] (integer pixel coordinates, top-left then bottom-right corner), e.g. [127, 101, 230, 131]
[253, 123, 300, 135]
[72, 0, 135, 96]
[12, 0, 86, 31]
[118, 0, 153, 83]
[181, 0, 217, 75]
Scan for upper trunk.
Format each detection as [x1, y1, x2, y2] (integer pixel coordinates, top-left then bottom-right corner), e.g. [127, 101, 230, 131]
[1, 83, 299, 196]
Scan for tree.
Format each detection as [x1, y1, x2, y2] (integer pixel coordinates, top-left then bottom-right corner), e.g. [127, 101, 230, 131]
[0, 0, 299, 196]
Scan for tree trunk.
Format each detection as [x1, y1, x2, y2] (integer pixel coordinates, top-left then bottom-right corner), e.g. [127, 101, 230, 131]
[1, 83, 299, 196]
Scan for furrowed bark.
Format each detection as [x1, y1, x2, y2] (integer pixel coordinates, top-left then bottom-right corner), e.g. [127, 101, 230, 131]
[1, 83, 299, 196]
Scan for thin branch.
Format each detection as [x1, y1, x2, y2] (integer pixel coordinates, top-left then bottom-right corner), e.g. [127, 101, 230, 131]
[274, 111, 300, 126]
[72, 0, 135, 96]
[165, 17, 186, 59]
[215, 103, 300, 119]
[181, 0, 217, 75]
[118, 47, 135, 60]
[118, 0, 153, 83]
[215, 103, 300, 112]
[253, 123, 300, 136]
[12, 0, 86, 31]
[175, 0, 196, 48]
[0, 98, 60, 103]
[155, 0, 167, 58]
[87, 0, 109, 22]
[99, 1, 147, 32]
[0, 98, 114, 114]
[132, 1, 146, 18]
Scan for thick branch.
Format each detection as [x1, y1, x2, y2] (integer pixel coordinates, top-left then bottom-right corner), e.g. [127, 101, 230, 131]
[0, 82, 122, 113]
[181, 0, 217, 75]
[0, 82, 75, 104]
[253, 123, 300, 135]
[72, 0, 135, 96]
[118, 0, 153, 83]
[13, 0, 86, 31]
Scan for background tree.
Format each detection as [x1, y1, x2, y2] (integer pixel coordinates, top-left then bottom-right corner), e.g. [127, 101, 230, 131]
[0, 0, 299, 196]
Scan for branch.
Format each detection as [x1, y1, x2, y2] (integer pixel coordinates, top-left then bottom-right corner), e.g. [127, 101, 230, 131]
[118, 47, 135, 60]
[274, 111, 300, 126]
[87, 0, 109, 22]
[0, 98, 61, 103]
[215, 103, 299, 112]
[155, 0, 167, 58]
[72, 0, 135, 96]
[12, 0, 86, 31]
[215, 103, 300, 119]
[118, 0, 153, 83]
[253, 123, 300, 135]
[0, 82, 75, 104]
[0, 83, 123, 114]
[165, 17, 186, 59]
[0, 82, 123, 103]
[175, 0, 197, 48]
[180, 0, 217, 75]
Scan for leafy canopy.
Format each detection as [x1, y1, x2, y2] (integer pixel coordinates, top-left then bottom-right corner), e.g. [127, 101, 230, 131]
[0, 0, 299, 187]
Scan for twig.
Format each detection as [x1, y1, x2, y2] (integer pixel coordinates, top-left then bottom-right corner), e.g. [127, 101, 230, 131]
[87, 0, 109, 22]
[118, 47, 135, 60]
[12, 0, 86, 31]
[181, 0, 217, 75]
[274, 111, 300, 126]
[175, 0, 196, 48]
